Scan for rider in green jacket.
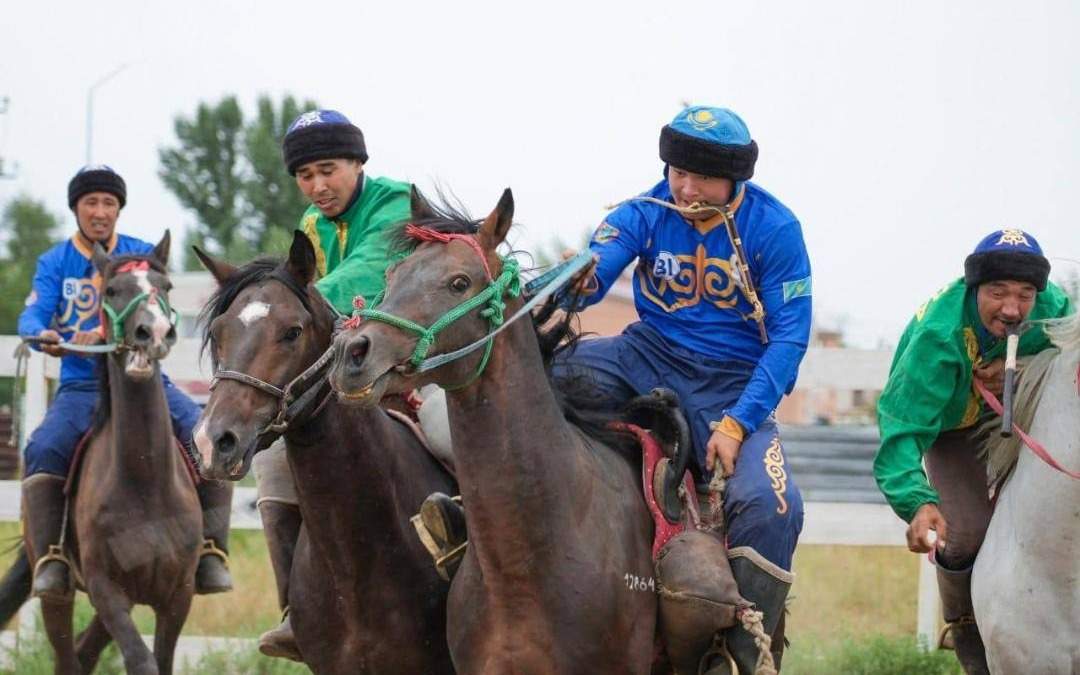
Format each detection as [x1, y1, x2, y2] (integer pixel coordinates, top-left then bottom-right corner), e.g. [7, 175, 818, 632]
[875, 228, 1072, 674]
[254, 109, 412, 661]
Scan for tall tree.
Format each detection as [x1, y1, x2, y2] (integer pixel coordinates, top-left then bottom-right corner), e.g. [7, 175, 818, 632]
[159, 94, 317, 269]
[0, 195, 59, 333]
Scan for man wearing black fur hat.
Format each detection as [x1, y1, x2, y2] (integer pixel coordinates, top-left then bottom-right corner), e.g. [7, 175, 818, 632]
[875, 229, 1073, 674]
[18, 165, 234, 601]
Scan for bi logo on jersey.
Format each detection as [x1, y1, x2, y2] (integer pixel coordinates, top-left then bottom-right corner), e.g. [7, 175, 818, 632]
[640, 245, 744, 311]
[652, 252, 680, 280]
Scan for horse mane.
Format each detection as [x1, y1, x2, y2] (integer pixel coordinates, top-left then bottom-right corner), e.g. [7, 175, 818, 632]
[197, 257, 317, 369]
[400, 191, 639, 461]
[976, 313, 1080, 486]
[93, 251, 172, 434]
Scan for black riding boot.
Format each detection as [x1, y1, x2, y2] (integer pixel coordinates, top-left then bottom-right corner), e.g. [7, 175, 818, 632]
[704, 547, 793, 675]
[22, 474, 74, 602]
[936, 561, 990, 675]
[416, 493, 467, 581]
[195, 479, 233, 594]
[257, 501, 303, 662]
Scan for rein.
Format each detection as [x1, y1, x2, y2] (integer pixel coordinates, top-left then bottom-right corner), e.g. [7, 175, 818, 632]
[352, 229, 594, 390]
[974, 376, 1080, 480]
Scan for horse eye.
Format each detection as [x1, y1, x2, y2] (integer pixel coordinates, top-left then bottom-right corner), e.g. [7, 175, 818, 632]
[105, 286, 116, 297]
[283, 326, 303, 342]
[449, 275, 471, 293]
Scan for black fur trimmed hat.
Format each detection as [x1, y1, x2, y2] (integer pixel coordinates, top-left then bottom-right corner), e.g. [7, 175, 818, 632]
[659, 106, 758, 181]
[964, 229, 1051, 291]
[282, 110, 368, 176]
[67, 165, 126, 210]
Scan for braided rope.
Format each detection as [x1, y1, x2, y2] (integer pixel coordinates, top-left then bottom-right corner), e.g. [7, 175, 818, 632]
[736, 607, 777, 675]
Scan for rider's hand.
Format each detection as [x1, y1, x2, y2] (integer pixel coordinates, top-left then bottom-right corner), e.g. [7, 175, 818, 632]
[706, 429, 743, 478]
[973, 358, 1007, 397]
[37, 329, 63, 357]
[906, 503, 948, 554]
[561, 249, 599, 295]
[71, 330, 104, 346]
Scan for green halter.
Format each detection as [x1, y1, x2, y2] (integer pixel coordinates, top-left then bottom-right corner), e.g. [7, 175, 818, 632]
[101, 290, 177, 344]
[356, 256, 522, 390]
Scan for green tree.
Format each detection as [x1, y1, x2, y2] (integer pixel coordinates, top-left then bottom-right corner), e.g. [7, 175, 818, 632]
[159, 94, 317, 269]
[0, 195, 59, 333]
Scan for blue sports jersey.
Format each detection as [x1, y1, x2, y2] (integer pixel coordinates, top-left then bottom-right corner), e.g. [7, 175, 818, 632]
[18, 233, 154, 385]
[572, 178, 812, 433]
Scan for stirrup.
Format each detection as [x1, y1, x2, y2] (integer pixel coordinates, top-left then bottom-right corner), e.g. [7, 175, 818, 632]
[199, 539, 229, 566]
[937, 615, 975, 651]
[33, 544, 75, 596]
[410, 496, 467, 581]
[700, 634, 738, 675]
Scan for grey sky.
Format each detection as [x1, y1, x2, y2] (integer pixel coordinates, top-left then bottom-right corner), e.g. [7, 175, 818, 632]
[2, 0, 1078, 347]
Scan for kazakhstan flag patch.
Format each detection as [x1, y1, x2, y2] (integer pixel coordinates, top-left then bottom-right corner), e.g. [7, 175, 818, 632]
[782, 275, 812, 303]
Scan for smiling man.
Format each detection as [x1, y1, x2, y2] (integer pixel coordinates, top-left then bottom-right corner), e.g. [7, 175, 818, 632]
[874, 228, 1073, 674]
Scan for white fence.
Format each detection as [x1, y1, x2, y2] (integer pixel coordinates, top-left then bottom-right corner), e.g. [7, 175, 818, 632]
[0, 337, 942, 655]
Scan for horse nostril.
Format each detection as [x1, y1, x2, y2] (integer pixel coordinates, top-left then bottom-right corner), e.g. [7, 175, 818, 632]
[165, 326, 177, 343]
[134, 325, 152, 343]
[349, 336, 370, 367]
[215, 431, 237, 457]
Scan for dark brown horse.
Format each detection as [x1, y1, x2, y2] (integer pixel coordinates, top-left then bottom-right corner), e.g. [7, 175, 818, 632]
[192, 233, 456, 674]
[330, 191, 659, 673]
[25, 232, 204, 675]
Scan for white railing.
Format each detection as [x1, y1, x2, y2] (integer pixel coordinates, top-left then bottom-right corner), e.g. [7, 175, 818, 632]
[0, 337, 941, 650]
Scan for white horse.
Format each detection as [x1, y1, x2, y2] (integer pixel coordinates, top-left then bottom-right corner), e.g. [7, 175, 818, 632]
[972, 313, 1080, 674]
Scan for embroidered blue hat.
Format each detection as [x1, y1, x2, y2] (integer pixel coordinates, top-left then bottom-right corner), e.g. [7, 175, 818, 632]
[282, 109, 368, 175]
[964, 229, 1050, 291]
[67, 164, 126, 210]
[659, 106, 758, 181]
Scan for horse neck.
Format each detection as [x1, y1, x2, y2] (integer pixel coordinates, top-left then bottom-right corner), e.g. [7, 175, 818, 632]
[445, 299, 582, 549]
[103, 355, 177, 486]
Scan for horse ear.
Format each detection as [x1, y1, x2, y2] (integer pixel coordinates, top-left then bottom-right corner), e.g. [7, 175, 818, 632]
[193, 245, 238, 285]
[286, 230, 317, 285]
[410, 185, 437, 222]
[152, 229, 171, 268]
[91, 242, 110, 274]
[478, 188, 514, 251]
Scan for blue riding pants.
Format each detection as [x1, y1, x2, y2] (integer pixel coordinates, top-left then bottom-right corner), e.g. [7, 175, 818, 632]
[23, 376, 202, 478]
[552, 321, 804, 570]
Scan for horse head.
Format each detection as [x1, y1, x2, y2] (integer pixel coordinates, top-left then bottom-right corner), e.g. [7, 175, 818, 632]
[330, 187, 516, 404]
[192, 232, 336, 480]
[93, 230, 176, 380]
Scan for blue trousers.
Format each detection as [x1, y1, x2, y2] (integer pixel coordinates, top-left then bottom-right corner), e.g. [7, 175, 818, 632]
[553, 321, 804, 570]
[23, 377, 202, 478]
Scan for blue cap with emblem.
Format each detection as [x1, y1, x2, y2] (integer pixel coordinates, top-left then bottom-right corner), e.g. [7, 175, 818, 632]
[282, 109, 368, 175]
[659, 106, 758, 182]
[964, 229, 1051, 291]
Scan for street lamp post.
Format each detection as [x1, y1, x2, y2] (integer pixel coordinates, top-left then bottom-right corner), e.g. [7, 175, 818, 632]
[85, 64, 129, 165]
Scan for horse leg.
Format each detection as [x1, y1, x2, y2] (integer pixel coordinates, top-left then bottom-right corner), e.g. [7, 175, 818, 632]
[39, 598, 78, 675]
[75, 612, 113, 673]
[152, 589, 194, 675]
[86, 579, 156, 675]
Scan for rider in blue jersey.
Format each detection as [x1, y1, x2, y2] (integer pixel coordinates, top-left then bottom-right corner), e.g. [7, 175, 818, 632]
[18, 166, 233, 600]
[567, 105, 811, 673]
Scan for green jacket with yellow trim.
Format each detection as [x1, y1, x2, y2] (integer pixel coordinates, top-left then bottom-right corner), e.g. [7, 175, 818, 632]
[300, 174, 411, 314]
[874, 277, 1073, 522]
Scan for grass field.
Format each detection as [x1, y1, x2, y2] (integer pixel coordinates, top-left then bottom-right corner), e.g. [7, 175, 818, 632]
[0, 523, 961, 673]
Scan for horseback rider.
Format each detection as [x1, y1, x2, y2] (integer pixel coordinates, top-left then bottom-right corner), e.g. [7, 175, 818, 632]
[420, 105, 811, 673]
[18, 165, 234, 601]
[253, 109, 417, 660]
[874, 229, 1072, 675]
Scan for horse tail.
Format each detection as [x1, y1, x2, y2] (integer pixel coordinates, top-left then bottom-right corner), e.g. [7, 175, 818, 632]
[0, 545, 32, 627]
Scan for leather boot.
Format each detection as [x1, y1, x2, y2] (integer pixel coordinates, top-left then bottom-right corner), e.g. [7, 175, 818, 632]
[195, 479, 233, 594]
[936, 560, 990, 675]
[257, 501, 303, 662]
[22, 474, 74, 602]
[414, 493, 467, 581]
[704, 547, 793, 675]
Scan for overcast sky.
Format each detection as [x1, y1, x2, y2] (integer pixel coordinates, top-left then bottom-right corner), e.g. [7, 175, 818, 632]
[2, 0, 1078, 347]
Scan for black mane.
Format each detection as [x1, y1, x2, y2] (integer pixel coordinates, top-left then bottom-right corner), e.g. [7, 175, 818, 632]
[198, 257, 316, 369]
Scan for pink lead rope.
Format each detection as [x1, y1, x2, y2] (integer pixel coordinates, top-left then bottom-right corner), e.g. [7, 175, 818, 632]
[974, 376, 1080, 480]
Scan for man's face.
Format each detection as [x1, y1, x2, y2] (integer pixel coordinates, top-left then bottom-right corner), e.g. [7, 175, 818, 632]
[75, 192, 121, 243]
[295, 159, 363, 218]
[976, 280, 1037, 338]
[667, 165, 734, 220]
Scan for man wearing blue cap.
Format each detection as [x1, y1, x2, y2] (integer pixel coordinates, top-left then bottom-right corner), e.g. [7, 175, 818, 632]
[875, 229, 1072, 674]
[252, 110, 413, 660]
[18, 165, 234, 601]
